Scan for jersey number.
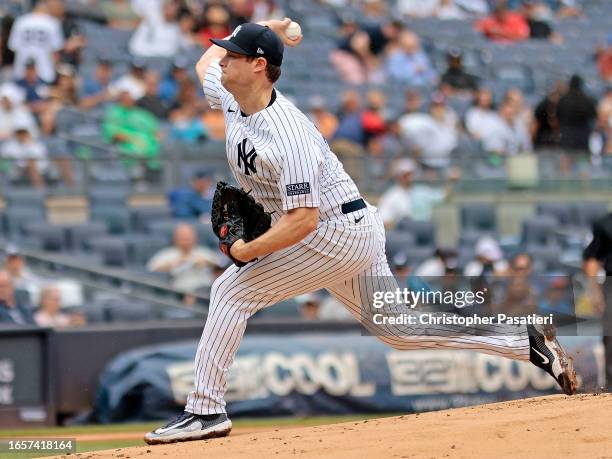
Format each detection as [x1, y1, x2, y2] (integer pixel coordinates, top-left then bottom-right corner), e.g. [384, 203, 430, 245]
[237, 139, 257, 176]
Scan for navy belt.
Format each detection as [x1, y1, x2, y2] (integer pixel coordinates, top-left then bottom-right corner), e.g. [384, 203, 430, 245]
[341, 198, 366, 214]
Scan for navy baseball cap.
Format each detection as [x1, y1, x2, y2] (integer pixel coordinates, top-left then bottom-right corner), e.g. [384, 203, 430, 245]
[210, 23, 284, 66]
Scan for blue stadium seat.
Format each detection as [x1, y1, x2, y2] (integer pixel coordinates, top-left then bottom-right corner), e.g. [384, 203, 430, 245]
[90, 206, 132, 234]
[520, 216, 559, 248]
[460, 204, 497, 235]
[131, 206, 173, 233]
[65, 222, 109, 252]
[536, 202, 574, 226]
[395, 219, 436, 248]
[4, 207, 46, 240]
[4, 189, 46, 211]
[88, 237, 130, 267]
[21, 223, 66, 252]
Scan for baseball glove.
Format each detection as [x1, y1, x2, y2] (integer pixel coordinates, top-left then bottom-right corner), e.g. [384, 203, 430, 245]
[211, 181, 272, 267]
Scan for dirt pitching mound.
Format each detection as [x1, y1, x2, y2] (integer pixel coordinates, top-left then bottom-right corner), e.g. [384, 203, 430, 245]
[66, 394, 612, 459]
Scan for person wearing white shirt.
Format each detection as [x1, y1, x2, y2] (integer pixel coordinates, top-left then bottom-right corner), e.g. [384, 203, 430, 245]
[465, 86, 497, 140]
[478, 102, 524, 155]
[8, 0, 64, 83]
[129, 0, 188, 57]
[0, 125, 49, 188]
[377, 158, 458, 228]
[398, 92, 459, 169]
[147, 223, 219, 292]
[0, 82, 39, 140]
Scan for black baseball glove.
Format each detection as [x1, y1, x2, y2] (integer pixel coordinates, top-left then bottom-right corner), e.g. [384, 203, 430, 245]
[211, 181, 272, 267]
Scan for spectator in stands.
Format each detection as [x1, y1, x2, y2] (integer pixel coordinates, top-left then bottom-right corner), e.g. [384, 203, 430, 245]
[590, 100, 612, 159]
[101, 0, 140, 29]
[47, 0, 87, 68]
[465, 86, 496, 140]
[596, 35, 612, 83]
[198, 3, 232, 49]
[102, 80, 160, 170]
[504, 88, 533, 152]
[307, 96, 339, 141]
[110, 59, 146, 100]
[556, 75, 597, 151]
[533, 80, 564, 148]
[0, 15, 16, 74]
[398, 92, 459, 170]
[333, 89, 387, 147]
[0, 82, 38, 140]
[147, 223, 218, 292]
[15, 59, 49, 112]
[401, 90, 424, 116]
[464, 235, 509, 276]
[34, 285, 85, 328]
[493, 252, 538, 315]
[415, 247, 459, 277]
[201, 103, 226, 141]
[0, 271, 35, 326]
[177, 8, 199, 47]
[168, 169, 214, 220]
[539, 274, 574, 315]
[138, 71, 169, 119]
[39, 63, 79, 135]
[330, 28, 384, 85]
[169, 100, 208, 143]
[250, 0, 285, 23]
[520, 0, 562, 43]
[3, 245, 44, 293]
[478, 101, 527, 154]
[129, 0, 188, 57]
[384, 30, 437, 86]
[79, 58, 114, 109]
[0, 124, 49, 188]
[397, 0, 489, 17]
[475, 0, 530, 43]
[440, 49, 479, 94]
[159, 58, 191, 105]
[435, 0, 470, 19]
[377, 158, 460, 228]
[8, 0, 64, 83]
[296, 293, 322, 320]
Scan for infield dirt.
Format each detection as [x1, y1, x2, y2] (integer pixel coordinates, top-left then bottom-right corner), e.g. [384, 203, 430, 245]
[53, 394, 612, 459]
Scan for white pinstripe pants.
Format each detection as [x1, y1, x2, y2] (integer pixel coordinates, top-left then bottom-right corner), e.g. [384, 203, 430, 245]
[185, 208, 530, 415]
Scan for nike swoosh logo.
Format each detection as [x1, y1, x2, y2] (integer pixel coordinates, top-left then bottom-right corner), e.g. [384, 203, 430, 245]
[533, 348, 550, 365]
[354, 216, 364, 223]
[156, 416, 195, 434]
[228, 109, 236, 113]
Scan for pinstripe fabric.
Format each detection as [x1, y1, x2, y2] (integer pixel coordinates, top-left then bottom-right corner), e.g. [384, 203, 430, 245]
[185, 62, 531, 415]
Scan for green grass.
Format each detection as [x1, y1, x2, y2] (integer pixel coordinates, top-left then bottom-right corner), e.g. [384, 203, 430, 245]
[0, 413, 399, 458]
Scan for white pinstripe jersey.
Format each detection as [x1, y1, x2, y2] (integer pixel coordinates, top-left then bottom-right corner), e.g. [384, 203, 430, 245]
[203, 60, 363, 222]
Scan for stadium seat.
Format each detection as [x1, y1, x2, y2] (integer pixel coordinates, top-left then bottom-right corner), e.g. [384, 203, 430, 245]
[520, 216, 559, 248]
[65, 222, 109, 251]
[21, 223, 66, 252]
[3, 207, 46, 239]
[4, 189, 46, 211]
[88, 237, 130, 267]
[88, 187, 130, 207]
[125, 235, 169, 266]
[460, 204, 497, 235]
[131, 206, 173, 233]
[572, 202, 609, 229]
[536, 202, 574, 226]
[385, 231, 416, 259]
[90, 206, 132, 235]
[395, 219, 436, 248]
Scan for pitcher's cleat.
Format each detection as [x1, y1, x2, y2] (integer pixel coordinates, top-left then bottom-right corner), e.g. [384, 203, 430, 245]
[144, 412, 232, 445]
[527, 324, 578, 395]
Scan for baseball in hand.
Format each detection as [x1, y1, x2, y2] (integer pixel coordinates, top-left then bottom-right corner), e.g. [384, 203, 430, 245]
[286, 21, 302, 40]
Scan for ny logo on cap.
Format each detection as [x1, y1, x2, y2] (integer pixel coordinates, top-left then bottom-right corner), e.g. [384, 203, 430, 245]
[256, 47, 264, 54]
[231, 25, 242, 38]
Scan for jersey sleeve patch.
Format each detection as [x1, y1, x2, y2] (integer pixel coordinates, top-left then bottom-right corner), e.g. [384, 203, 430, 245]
[286, 182, 311, 196]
